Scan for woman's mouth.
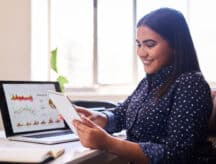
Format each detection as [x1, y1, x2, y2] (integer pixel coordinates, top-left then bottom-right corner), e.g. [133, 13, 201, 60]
[142, 59, 153, 65]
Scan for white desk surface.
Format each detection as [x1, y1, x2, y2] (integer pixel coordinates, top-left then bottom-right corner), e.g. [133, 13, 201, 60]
[0, 131, 105, 164]
[0, 130, 126, 164]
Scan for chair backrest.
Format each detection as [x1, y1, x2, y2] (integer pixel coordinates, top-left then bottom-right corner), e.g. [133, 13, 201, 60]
[208, 90, 216, 135]
[72, 100, 117, 109]
[0, 113, 3, 130]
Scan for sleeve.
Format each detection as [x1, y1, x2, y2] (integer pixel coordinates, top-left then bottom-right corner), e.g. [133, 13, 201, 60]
[103, 78, 147, 133]
[103, 96, 132, 133]
[139, 74, 213, 164]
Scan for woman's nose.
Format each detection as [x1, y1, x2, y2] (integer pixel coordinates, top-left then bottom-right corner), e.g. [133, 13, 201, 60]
[137, 47, 148, 57]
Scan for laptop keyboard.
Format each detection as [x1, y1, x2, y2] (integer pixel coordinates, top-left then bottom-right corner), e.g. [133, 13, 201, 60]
[26, 130, 73, 138]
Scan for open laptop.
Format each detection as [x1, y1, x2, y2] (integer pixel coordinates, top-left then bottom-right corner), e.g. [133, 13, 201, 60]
[0, 81, 79, 144]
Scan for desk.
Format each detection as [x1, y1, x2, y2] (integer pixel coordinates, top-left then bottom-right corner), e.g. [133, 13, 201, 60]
[0, 131, 127, 164]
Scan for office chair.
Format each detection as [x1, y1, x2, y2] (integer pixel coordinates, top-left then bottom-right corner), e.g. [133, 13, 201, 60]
[72, 100, 117, 111]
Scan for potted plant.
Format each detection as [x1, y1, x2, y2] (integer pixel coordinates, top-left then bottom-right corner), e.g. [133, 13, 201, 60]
[50, 48, 69, 91]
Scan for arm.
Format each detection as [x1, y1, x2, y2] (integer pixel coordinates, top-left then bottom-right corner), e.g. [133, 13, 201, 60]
[106, 135, 150, 164]
[75, 106, 108, 128]
[73, 117, 150, 164]
[74, 98, 131, 131]
[102, 101, 129, 133]
[104, 79, 148, 133]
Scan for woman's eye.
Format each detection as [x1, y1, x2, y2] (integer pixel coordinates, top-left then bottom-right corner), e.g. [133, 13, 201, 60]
[136, 42, 141, 48]
[145, 40, 156, 48]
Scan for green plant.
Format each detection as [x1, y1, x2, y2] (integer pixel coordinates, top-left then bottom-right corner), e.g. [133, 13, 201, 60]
[50, 48, 69, 92]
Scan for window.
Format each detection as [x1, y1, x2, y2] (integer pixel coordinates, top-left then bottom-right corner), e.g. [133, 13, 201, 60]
[31, 0, 216, 94]
[50, 0, 94, 87]
[50, 0, 135, 88]
[188, 0, 216, 84]
[97, 0, 134, 84]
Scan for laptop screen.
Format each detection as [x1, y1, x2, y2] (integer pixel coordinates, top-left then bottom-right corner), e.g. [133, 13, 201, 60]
[0, 81, 67, 136]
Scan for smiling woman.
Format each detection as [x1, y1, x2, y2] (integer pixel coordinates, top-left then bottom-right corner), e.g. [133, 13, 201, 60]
[71, 8, 215, 164]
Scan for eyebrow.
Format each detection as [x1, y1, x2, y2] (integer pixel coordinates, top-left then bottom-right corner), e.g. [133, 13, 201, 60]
[135, 39, 140, 43]
[136, 39, 156, 44]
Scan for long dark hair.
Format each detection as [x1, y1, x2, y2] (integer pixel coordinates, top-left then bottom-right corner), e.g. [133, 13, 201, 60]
[137, 8, 201, 98]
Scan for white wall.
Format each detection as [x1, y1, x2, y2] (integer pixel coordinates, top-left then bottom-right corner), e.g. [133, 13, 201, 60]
[0, 0, 31, 80]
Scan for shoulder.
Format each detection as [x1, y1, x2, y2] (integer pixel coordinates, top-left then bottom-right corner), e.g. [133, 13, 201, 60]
[175, 71, 208, 86]
[133, 77, 148, 92]
[174, 71, 210, 94]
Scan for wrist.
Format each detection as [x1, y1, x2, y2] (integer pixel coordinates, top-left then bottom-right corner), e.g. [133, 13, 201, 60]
[100, 113, 108, 128]
[104, 134, 123, 153]
[103, 134, 115, 152]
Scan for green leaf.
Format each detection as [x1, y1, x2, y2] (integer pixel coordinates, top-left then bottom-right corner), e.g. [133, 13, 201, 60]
[57, 75, 69, 92]
[51, 48, 58, 73]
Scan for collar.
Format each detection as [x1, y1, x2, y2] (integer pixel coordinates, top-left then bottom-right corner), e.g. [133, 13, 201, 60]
[146, 65, 173, 88]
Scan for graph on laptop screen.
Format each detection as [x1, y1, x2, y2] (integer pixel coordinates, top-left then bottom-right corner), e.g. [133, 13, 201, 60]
[2, 84, 65, 133]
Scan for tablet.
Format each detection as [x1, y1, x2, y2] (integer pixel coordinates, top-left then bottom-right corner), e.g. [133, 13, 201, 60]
[48, 90, 82, 135]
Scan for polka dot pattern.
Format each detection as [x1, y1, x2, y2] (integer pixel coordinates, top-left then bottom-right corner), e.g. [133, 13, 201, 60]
[105, 66, 213, 164]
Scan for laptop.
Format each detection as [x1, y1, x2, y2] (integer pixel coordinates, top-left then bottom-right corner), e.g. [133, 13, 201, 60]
[0, 81, 79, 144]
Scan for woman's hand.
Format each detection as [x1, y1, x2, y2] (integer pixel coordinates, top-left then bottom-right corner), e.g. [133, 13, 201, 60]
[73, 116, 149, 164]
[73, 116, 111, 150]
[75, 106, 108, 128]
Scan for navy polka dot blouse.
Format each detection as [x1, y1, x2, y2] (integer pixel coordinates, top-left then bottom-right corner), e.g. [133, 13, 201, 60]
[104, 66, 213, 164]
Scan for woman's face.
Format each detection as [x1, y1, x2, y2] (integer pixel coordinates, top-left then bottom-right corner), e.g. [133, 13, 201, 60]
[136, 25, 172, 74]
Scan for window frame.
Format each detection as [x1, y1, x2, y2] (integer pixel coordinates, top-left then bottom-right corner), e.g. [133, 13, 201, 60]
[31, 0, 216, 101]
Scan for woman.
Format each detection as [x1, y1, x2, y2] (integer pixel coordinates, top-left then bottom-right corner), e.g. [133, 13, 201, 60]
[73, 8, 213, 164]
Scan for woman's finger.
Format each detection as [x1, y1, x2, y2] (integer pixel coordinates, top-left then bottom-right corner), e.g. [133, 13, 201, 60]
[76, 108, 92, 117]
[73, 119, 92, 132]
[57, 113, 64, 121]
[81, 116, 96, 128]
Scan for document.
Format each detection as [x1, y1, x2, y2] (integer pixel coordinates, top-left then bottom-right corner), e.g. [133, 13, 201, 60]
[0, 146, 64, 163]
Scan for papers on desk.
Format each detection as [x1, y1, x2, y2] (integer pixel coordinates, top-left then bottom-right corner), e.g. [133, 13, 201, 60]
[0, 146, 64, 163]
